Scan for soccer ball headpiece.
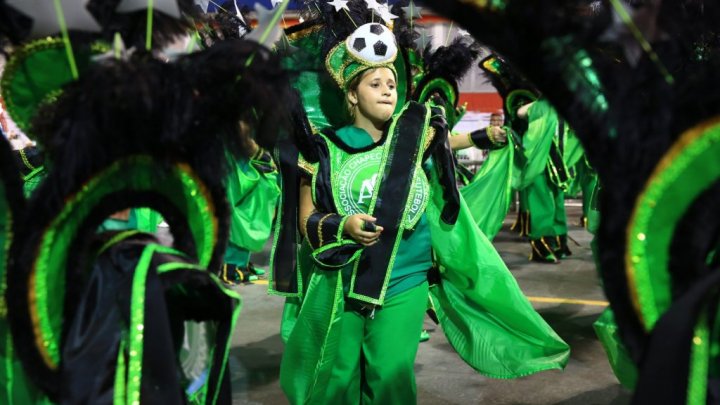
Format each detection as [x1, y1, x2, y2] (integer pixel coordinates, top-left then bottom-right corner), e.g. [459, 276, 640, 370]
[326, 23, 398, 91]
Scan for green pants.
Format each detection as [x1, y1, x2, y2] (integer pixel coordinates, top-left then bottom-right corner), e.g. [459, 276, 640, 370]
[224, 245, 250, 267]
[325, 282, 429, 405]
[527, 171, 567, 239]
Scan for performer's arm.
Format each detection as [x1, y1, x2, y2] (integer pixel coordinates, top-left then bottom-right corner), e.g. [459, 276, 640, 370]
[298, 178, 316, 238]
[450, 126, 507, 151]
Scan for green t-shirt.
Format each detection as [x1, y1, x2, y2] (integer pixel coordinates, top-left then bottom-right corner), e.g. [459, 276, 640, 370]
[334, 126, 432, 300]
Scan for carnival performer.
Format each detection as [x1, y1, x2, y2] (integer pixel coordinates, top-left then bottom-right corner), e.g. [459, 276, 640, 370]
[517, 98, 582, 263]
[221, 138, 280, 284]
[272, 17, 569, 404]
[451, 54, 539, 241]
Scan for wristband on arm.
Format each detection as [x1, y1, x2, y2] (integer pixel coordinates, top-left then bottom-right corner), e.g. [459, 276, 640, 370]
[305, 211, 348, 250]
[470, 127, 505, 149]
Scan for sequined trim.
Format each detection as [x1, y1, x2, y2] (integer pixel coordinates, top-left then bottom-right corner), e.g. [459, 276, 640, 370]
[29, 157, 217, 369]
[423, 126, 436, 153]
[625, 116, 720, 330]
[286, 24, 323, 42]
[298, 156, 316, 176]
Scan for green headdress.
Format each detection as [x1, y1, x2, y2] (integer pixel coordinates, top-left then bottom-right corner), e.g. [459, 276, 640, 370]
[0, 38, 108, 139]
[325, 22, 398, 91]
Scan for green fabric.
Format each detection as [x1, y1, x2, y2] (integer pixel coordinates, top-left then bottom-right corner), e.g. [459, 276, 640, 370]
[335, 126, 372, 148]
[225, 155, 280, 254]
[565, 147, 589, 198]
[280, 241, 315, 344]
[526, 172, 567, 239]
[280, 269, 345, 405]
[460, 129, 517, 240]
[224, 247, 250, 268]
[593, 308, 638, 389]
[563, 129, 584, 170]
[96, 208, 162, 233]
[98, 218, 132, 232]
[687, 310, 711, 405]
[576, 162, 600, 225]
[324, 282, 428, 405]
[333, 126, 432, 299]
[518, 187, 529, 211]
[518, 98, 556, 189]
[21, 167, 46, 198]
[1, 181, 50, 404]
[0, 323, 51, 405]
[386, 215, 431, 299]
[426, 176, 570, 378]
[124, 243, 163, 404]
[133, 208, 162, 233]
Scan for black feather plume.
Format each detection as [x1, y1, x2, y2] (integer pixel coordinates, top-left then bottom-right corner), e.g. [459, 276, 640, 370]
[424, 36, 480, 84]
[32, 40, 292, 194]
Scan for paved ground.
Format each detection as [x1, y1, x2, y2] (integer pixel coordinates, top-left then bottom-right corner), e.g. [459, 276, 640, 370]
[226, 204, 633, 405]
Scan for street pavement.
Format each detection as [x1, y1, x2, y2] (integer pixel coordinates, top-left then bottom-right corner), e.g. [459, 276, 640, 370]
[226, 205, 632, 404]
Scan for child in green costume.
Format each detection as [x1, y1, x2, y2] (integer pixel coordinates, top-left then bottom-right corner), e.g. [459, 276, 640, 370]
[272, 22, 570, 405]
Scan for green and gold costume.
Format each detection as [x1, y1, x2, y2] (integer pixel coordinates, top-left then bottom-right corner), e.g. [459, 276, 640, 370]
[521, 98, 583, 262]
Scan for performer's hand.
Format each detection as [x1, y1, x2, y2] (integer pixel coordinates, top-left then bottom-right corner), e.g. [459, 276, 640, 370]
[488, 126, 507, 144]
[344, 214, 384, 246]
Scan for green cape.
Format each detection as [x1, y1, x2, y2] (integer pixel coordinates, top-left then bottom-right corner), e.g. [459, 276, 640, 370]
[460, 130, 518, 240]
[226, 155, 280, 253]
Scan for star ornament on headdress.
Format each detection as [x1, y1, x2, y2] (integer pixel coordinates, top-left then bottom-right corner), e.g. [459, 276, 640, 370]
[401, 1, 422, 20]
[7, 0, 101, 39]
[414, 29, 431, 50]
[246, 3, 283, 48]
[377, 4, 397, 24]
[327, 0, 349, 13]
[116, 0, 182, 19]
[364, 0, 382, 13]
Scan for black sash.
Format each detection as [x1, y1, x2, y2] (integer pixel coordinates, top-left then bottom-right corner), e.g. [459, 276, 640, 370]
[350, 102, 428, 303]
[270, 139, 300, 295]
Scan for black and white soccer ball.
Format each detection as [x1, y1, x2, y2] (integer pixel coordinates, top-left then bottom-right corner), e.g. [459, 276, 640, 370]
[346, 23, 398, 64]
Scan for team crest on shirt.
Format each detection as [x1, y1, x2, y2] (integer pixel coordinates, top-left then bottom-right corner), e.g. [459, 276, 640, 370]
[335, 149, 429, 227]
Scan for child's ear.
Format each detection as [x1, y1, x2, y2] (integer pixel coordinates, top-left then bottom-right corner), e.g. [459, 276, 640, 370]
[347, 90, 358, 106]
